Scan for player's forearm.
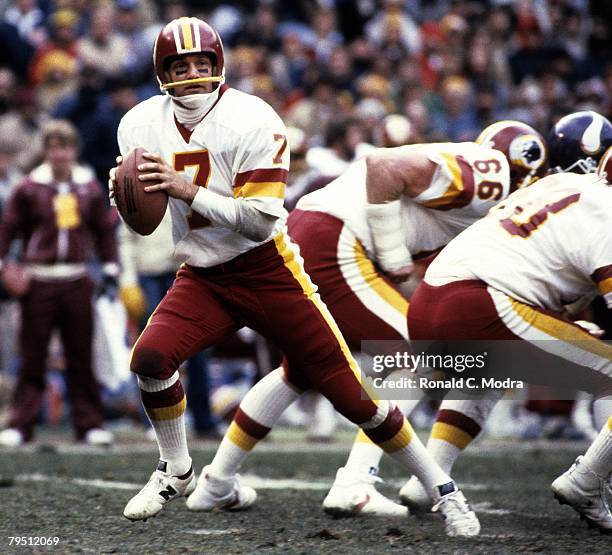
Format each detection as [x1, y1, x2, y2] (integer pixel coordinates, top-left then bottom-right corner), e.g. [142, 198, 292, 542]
[191, 188, 276, 242]
[363, 151, 411, 271]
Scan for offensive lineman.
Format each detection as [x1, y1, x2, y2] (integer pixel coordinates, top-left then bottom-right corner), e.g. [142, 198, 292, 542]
[401, 110, 612, 515]
[193, 121, 547, 517]
[407, 141, 612, 532]
[110, 17, 479, 536]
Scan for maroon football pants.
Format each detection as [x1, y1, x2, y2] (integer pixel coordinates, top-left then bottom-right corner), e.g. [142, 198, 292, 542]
[9, 276, 104, 440]
[131, 234, 379, 425]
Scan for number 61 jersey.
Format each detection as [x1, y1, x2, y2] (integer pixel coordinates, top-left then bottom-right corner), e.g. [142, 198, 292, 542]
[117, 86, 290, 267]
[426, 172, 612, 312]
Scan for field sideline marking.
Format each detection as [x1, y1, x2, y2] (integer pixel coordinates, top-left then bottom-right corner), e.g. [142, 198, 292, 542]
[14, 473, 493, 494]
[185, 528, 242, 536]
[15, 474, 553, 520]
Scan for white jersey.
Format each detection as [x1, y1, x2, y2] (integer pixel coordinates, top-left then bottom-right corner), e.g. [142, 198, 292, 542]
[117, 87, 289, 267]
[297, 142, 510, 259]
[426, 172, 612, 312]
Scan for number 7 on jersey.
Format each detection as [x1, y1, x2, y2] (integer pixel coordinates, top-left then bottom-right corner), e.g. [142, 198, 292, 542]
[174, 149, 212, 230]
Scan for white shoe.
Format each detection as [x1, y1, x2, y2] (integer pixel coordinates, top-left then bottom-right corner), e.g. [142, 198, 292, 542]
[551, 456, 612, 533]
[123, 461, 195, 521]
[431, 483, 480, 537]
[322, 467, 408, 517]
[0, 428, 24, 447]
[399, 475, 432, 513]
[84, 428, 114, 447]
[186, 465, 257, 512]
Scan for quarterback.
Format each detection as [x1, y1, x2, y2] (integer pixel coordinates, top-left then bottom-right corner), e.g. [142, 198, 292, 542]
[199, 120, 548, 518]
[110, 17, 480, 536]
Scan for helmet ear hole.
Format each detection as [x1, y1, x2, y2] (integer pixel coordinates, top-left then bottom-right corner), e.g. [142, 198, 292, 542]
[477, 120, 548, 189]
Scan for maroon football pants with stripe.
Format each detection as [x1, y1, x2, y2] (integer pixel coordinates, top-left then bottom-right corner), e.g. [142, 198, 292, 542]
[9, 276, 104, 440]
[131, 235, 378, 426]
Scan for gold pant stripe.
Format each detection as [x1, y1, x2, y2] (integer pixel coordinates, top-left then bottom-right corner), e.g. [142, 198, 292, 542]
[608, 416, 612, 431]
[146, 397, 186, 421]
[509, 298, 612, 360]
[353, 240, 409, 317]
[273, 233, 377, 402]
[227, 421, 258, 451]
[378, 421, 413, 453]
[431, 422, 473, 450]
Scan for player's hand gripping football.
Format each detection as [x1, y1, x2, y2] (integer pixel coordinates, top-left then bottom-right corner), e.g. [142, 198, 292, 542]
[137, 152, 198, 204]
[108, 155, 122, 204]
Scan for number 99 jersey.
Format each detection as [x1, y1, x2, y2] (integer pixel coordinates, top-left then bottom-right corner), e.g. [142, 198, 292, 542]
[426, 172, 612, 312]
[297, 142, 511, 260]
[117, 86, 290, 267]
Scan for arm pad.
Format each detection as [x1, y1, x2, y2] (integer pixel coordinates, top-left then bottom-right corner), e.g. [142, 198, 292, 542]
[191, 188, 277, 243]
[366, 200, 413, 272]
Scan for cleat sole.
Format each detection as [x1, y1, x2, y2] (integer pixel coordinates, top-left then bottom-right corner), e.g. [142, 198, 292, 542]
[553, 491, 611, 534]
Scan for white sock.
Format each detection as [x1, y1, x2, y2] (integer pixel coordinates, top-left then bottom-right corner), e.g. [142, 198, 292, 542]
[138, 372, 191, 476]
[209, 367, 300, 478]
[362, 402, 451, 495]
[387, 427, 451, 495]
[344, 429, 384, 475]
[582, 416, 612, 477]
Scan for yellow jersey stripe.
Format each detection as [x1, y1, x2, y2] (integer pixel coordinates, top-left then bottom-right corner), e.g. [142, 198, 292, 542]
[422, 153, 463, 208]
[234, 181, 285, 199]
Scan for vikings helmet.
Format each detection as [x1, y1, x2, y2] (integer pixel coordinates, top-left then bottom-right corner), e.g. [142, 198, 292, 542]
[476, 120, 548, 190]
[547, 111, 612, 174]
[153, 17, 225, 93]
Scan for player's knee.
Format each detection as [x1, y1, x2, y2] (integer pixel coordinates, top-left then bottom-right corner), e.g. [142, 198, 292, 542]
[130, 346, 169, 379]
[360, 402, 405, 444]
[329, 395, 380, 425]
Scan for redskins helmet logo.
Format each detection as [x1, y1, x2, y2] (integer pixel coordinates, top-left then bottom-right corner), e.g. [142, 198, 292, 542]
[509, 134, 546, 171]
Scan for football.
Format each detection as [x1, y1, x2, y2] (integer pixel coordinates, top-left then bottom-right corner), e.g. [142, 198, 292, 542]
[115, 147, 168, 236]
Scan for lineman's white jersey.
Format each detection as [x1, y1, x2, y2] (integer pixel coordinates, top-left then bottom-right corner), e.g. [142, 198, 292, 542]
[117, 86, 290, 267]
[426, 172, 612, 312]
[296, 142, 510, 259]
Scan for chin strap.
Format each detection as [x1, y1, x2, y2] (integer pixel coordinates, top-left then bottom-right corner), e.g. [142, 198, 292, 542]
[162, 76, 223, 90]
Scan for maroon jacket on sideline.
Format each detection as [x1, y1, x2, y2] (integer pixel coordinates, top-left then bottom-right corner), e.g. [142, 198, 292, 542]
[0, 163, 117, 265]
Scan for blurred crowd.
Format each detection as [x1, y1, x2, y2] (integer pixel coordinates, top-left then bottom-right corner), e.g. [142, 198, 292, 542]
[0, 0, 610, 443]
[0, 0, 610, 185]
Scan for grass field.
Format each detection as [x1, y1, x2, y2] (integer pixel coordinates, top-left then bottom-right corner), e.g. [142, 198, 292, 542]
[0, 429, 608, 554]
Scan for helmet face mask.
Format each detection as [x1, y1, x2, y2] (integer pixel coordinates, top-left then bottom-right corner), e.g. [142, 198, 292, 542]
[547, 111, 612, 174]
[476, 120, 548, 190]
[153, 17, 225, 94]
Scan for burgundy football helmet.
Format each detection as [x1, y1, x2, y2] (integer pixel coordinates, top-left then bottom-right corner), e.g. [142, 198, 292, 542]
[476, 120, 548, 190]
[153, 17, 225, 92]
[596, 146, 612, 184]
